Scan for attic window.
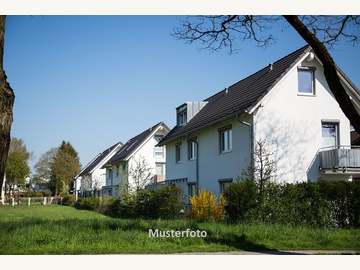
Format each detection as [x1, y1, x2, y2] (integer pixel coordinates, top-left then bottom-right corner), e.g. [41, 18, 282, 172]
[177, 105, 187, 126]
[298, 68, 315, 95]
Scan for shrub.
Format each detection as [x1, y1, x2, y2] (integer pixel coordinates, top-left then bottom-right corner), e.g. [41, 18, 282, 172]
[74, 197, 100, 211]
[190, 190, 225, 221]
[223, 179, 360, 228]
[223, 179, 257, 222]
[105, 185, 183, 219]
[62, 194, 76, 206]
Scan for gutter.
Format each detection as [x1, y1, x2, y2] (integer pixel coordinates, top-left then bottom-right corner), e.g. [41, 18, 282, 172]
[238, 117, 255, 180]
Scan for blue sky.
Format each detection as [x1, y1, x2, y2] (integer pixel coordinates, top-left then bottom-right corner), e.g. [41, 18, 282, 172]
[4, 16, 360, 170]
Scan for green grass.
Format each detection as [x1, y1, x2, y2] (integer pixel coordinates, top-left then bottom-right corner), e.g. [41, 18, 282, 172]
[0, 205, 360, 254]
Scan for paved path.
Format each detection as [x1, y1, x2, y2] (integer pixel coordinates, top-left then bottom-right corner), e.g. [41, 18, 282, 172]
[174, 250, 360, 255]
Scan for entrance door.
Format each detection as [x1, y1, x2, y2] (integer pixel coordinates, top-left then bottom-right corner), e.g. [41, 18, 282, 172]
[321, 122, 339, 148]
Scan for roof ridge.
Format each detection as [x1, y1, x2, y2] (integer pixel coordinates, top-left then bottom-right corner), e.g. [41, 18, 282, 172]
[204, 45, 310, 102]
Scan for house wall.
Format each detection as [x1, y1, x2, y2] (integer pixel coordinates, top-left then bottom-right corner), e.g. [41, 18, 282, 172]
[166, 115, 252, 196]
[254, 56, 351, 183]
[105, 127, 167, 195]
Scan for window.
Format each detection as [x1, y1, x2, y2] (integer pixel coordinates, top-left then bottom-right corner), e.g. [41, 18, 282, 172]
[298, 68, 315, 95]
[219, 126, 232, 153]
[155, 163, 165, 175]
[219, 179, 233, 193]
[188, 140, 197, 160]
[177, 105, 187, 126]
[321, 122, 339, 148]
[188, 183, 197, 198]
[154, 146, 164, 158]
[175, 143, 182, 163]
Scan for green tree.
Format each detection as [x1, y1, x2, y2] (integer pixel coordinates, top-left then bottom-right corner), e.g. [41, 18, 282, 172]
[5, 137, 30, 194]
[50, 141, 81, 195]
[33, 147, 58, 184]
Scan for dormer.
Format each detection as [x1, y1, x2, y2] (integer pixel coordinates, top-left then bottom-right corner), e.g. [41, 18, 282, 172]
[176, 101, 208, 126]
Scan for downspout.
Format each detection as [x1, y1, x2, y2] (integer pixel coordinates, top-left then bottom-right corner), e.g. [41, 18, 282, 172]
[239, 117, 255, 181]
[195, 139, 199, 195]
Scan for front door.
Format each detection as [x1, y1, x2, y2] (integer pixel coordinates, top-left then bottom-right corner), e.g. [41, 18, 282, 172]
[321, 122, 339, 148]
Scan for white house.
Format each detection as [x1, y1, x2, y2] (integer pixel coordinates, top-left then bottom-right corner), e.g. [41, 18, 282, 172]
[75, 141, 123, 197]
[158, 45, 360, 198]
[102, 122, 170, 196]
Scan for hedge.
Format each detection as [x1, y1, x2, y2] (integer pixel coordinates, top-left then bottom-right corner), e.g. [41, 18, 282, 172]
[223, 180, 360, 228]
[75, 185, 183, 219]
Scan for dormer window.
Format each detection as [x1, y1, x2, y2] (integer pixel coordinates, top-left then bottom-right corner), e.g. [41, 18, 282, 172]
[298, 67, 315, 95]
[177, 105, 187, 126]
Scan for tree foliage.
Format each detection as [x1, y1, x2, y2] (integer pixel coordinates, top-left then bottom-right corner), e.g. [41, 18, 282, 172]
[50, 141, 80, 195]
[33, 147, 58, 184]
[5, 137, 30, 189]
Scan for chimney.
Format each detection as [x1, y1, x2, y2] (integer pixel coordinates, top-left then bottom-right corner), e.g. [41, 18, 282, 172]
[269, 63, 273, 71]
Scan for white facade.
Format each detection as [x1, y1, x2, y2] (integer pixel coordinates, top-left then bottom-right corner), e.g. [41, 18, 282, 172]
[104, 124, 169, 196]
[75, 143, 123, 196]
[253, 54, 351, 183]
[164, 50, 357, 197]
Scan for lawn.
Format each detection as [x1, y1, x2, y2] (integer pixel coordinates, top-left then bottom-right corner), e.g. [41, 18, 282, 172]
[0, 205, 360, 254]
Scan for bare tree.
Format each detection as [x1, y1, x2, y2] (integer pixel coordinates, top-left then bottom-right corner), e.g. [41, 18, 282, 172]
[0, 16, 15, 204]
[243, 139, 276, 196]
[128, 157, 154, 191]
[173, 15, 360, 132]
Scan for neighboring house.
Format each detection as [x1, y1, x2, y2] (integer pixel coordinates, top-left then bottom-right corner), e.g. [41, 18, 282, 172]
[75, 141, 123, 197]
[102, 122, 170, 196]
[158, 45, 360, 198]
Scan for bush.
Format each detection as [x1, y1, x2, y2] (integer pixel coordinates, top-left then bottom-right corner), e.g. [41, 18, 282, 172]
[103, 185, 183, 219]
[190, 190, 225, 221]
[223, 179, 257, 222]
[74, 197, 101, 211]
[62, 194, 76, 206]
[223, 180, 360, 228]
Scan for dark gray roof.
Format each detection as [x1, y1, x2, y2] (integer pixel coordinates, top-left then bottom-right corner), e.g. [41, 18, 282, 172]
[105, 122, 169, 166]
[159, 45, 311, 145]
[79, 141, 122, 177]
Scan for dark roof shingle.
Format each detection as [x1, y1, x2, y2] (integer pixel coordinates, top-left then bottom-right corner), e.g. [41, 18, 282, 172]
[105, 122, 167, 166]
[159, 45, 311, 145]
[79, 141, 122, 177]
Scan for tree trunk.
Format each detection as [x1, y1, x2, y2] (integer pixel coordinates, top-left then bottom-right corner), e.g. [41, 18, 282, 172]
[0, 15, 15, 204]
[284, 15, 360, 133]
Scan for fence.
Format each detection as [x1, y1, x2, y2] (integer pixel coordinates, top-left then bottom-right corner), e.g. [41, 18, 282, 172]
[1, 196, 64, 206]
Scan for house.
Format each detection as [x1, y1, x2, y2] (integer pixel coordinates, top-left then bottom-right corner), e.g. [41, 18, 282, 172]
[158, 45, 360, 198]
[102, 122, 170, 196]
[75, 141, 123, 197]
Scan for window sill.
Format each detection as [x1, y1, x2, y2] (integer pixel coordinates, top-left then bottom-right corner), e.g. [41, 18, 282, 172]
[297, 93, 316, 97]
[220, 150, 232, 155]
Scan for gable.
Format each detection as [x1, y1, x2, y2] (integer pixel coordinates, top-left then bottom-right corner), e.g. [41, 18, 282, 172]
[159, 45, 312, 146]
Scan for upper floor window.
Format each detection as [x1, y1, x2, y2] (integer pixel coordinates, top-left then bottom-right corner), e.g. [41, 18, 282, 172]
[219, 126, 232, 153]
[298, 68, 315, 95]
[177, 105, 187, 126]
[175, 143, 182, 163]
[154, 146, 165, 158]
[188, 140, 197, 160]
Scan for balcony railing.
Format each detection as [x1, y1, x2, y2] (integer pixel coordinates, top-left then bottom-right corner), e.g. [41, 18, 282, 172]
[320, 145, 360, 173]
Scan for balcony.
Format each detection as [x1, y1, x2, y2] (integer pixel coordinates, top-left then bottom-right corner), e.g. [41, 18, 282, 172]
[320, 146, 360, 175]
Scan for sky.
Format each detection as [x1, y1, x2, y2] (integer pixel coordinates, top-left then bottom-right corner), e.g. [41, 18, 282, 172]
[4, 16, 360, 171]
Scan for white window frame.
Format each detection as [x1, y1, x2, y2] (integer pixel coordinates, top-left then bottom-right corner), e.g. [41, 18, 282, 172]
[175, 143, 182, 163]
[188, 140, 197, 160]
[297, 67, 315, 96]
[219, 126, 232, 154]
[177, 105, 187, 126]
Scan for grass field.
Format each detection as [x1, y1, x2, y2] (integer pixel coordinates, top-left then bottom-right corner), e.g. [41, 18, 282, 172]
[0, 205, 360, 254]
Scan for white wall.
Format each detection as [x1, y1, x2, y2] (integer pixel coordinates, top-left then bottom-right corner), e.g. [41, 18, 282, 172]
[166, 115, 252, 195]
[254, 55, 351, 183]
[105, 126, 168, 194]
